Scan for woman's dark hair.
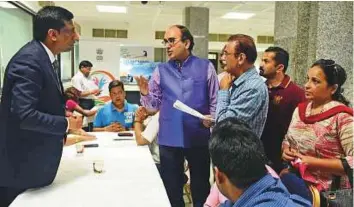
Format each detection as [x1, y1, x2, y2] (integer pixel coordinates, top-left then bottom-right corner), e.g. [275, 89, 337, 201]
[311, 59, 349, 106]
[64, 87, 80, 102]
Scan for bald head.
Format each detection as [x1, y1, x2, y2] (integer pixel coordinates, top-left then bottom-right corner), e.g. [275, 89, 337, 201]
[163, 25, 194, 61]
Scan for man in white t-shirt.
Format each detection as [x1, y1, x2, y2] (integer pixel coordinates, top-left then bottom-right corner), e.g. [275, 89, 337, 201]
[134, 107, 160, 173]
[71, 60, 100, 131]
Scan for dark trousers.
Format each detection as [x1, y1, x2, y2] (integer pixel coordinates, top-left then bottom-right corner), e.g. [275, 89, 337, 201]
[0, 187, 25, 207]
[155, 163, 162, 177]
[78, 98, 95, 132]
[280, 172, 313, 203]
[262, 137, 285, 174]
[159, 145, 210, 207]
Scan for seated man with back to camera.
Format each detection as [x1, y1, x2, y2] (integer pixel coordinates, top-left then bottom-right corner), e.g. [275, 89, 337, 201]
[93, 80, 138, 132]
[209, 117, 311, 207]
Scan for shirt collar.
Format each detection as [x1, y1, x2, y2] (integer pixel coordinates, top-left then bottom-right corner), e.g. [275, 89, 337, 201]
[110, 100, 128, 112]
[233, 66, 258, 87]
[280, 75, 291, 88]
[40, 42, 56, 64]
[233, 174, 276, 207]
[169, 55, 194, 69]
[266, 75, 291, 89]
[77, 70, 88, 79]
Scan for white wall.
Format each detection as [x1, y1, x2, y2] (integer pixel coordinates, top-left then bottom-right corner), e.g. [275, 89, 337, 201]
[78, 20, 273, 51]
[79, 38, 121, 78]
[19, 1, 41, 13]
[77, 21, 272, 78]
[0, 3, 33, 88]
[79, 20, 164, 48]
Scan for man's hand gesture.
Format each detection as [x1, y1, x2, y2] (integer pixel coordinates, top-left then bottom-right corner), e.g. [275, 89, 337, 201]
[134, 76, 149, 96]
[220, 73, 235, 90]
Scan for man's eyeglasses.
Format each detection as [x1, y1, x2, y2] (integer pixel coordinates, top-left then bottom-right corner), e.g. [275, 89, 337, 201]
[162, 38, 181, 46]
[221, 51, 237, 56]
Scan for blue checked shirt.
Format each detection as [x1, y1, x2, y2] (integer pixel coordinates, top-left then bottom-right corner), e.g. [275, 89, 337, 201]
[216, 67, 268, 138]
[221, 174, 312, 207]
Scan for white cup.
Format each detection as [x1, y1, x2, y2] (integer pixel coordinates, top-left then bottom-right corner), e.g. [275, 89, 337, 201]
[93, 160, 104, 173]
[76, 143, 84, 154]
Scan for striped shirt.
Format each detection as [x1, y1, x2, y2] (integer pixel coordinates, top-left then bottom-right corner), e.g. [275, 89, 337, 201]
[216, 67, 268, 138]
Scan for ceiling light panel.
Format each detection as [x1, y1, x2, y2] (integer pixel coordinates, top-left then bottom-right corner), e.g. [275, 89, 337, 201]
[96, 5, 127, 13]
[222, 12, 255, 20]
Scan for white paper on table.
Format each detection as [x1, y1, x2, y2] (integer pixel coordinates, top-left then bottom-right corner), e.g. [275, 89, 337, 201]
[173, 100, 215, 121]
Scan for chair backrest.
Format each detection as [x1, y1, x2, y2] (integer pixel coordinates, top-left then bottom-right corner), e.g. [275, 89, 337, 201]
[308, 184, 321, 207]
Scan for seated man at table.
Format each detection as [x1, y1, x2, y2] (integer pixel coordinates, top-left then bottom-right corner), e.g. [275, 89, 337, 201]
[93, 80, 138, 132]
[209, 117, 311, 207]
[134, 107, 189, 183]
[133, 107, 160, 173]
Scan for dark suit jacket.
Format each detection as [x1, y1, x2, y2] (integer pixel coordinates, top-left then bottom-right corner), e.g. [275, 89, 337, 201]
[0, 40, 67, 189]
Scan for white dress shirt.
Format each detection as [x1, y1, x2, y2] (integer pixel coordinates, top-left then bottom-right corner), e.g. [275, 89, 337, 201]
[141, 112, 160, 164]
[71, 71, 98, 99]
[40, 42, 70, 132]
[40, 42, 56, 64]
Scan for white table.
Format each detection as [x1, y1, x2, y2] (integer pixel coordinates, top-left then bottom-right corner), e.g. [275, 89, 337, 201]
[11, 132, 170, 207]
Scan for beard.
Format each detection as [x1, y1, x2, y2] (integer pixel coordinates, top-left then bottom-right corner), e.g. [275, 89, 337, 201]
[259, 66, 276, 79]
[259, 66, 265, 76]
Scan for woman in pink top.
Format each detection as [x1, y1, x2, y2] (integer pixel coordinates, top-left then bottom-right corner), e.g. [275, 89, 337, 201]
[64, 87, 97, 145]
[281, 59, 353, 192]
[64, 87, 97, 117]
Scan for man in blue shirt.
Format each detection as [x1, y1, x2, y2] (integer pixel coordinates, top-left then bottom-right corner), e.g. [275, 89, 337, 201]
[216, 34, 268, 138]
[93, 80, 138, 132]
[209, 117, 311, 207]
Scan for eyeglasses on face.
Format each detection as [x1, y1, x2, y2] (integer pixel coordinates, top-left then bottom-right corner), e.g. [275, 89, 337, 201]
[221, 51, 238, 56]
[162, 37, 181, 46]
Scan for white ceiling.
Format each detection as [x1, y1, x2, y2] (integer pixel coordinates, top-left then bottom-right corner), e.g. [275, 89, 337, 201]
[54, 1, 275, 36]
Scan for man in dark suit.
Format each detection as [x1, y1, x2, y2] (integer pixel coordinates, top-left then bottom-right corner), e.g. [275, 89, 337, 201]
[0, 6, 81, 206]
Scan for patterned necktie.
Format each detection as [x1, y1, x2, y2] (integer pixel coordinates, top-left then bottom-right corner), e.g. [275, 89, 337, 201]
[52, 60, 60, 79]
[52, 60, 63, 93]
